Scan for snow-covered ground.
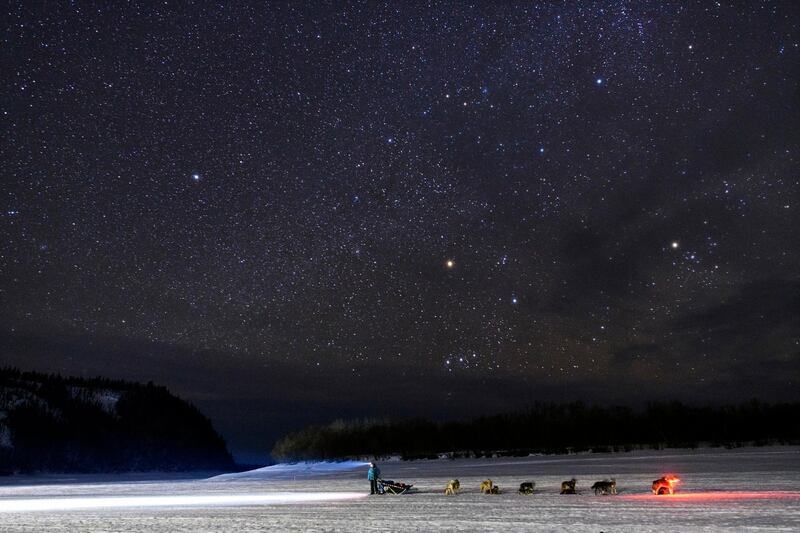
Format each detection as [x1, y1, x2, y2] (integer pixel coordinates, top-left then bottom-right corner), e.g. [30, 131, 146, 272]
[0, 447, 798, 531]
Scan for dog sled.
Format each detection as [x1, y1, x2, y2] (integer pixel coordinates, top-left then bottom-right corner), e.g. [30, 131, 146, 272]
[377, 479, 414, 495]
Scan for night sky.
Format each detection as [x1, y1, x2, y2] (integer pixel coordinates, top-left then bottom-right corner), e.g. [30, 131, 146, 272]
[2, 2, 799, 462]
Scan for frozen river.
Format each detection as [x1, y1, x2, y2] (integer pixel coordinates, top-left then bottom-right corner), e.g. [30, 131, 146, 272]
[1, 446, 798, 531]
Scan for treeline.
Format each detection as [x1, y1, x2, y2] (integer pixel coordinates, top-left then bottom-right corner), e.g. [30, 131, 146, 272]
[0, 367, 234, 474]
[272, 401, 800, 461]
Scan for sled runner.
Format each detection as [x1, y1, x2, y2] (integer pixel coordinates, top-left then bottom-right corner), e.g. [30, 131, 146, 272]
[377, 479, 414, 495]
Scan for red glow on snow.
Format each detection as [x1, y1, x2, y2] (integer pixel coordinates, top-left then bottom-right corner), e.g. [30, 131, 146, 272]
[620, 491, 800, 502]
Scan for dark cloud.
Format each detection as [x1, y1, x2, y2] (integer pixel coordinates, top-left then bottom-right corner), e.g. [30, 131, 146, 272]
[608, 280, 800, 402]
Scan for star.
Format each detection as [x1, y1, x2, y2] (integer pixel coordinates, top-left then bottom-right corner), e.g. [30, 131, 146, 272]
[191, 173, 201, 182]
[671, 241, 680, 249]
[445, 259, 455, 269]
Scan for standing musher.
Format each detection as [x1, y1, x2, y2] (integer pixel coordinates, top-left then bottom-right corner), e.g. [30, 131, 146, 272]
[367, 462, 381, 495]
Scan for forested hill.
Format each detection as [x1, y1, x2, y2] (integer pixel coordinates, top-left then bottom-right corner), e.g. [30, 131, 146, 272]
[272, 401, 800, 461]
[0, 367, 234, 474]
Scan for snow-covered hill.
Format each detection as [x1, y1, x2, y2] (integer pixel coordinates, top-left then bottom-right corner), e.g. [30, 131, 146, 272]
[0, 368, 233, 473]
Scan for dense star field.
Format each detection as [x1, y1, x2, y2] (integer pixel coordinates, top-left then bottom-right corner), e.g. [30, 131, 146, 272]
[2, 2, 798, 461]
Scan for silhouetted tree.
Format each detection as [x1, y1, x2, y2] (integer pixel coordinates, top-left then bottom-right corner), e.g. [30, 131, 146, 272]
[272, 401, 800, 461]
[0, 367, 234, 474]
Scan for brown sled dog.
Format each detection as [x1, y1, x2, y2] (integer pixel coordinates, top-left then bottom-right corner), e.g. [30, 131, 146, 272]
[560, 478, 577, 494]
[444, 479, 460, 495]
[480, 479, 500, 494]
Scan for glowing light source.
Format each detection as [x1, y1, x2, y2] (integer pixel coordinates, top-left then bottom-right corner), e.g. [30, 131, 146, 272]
[671, 241, 679, 249]
[0, 492, 367, 513]
[445, 259, 455, 269]
[652, 474, 681, 494]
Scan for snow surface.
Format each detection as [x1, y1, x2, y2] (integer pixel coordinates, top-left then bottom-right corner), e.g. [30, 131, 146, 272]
[67, 387, 121, 415]
[0, 447, 798, 531]
[210, 460, 370, 481]
[90, 389, 121, 414]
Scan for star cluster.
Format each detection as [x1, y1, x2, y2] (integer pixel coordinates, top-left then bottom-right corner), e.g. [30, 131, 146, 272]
[1, 2, 798, 460]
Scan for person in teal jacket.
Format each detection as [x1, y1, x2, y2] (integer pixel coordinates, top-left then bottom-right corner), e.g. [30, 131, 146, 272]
[367, 462, 381, 494]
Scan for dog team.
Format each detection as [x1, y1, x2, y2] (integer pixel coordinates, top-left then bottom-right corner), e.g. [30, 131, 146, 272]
[443, 477, 618, 495]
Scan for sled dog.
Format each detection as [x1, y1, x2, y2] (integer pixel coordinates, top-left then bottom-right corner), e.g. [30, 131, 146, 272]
[480, 479, 494, 494]
[560, 478, 577, 494]
[591, 479, 617, 495]
[519, 482, 535, 495]
[445, 479, 460, 495]
[652, 476, 679, 495]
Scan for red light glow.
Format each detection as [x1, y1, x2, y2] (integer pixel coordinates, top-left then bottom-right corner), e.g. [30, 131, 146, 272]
[652, 475, 681, 495]
[620, 491, 800, 502]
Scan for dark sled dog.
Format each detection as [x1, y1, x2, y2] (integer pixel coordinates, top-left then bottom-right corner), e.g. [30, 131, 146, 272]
[591, 479, 617, 495]
[560, 478, 577, 494]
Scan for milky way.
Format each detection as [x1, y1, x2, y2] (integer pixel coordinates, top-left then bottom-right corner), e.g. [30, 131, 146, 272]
[2, 2, 798, 460]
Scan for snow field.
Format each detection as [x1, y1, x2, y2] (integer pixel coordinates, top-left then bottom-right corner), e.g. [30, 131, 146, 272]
[0, 447, 797, 532]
